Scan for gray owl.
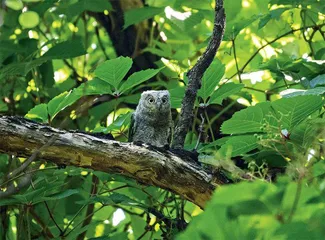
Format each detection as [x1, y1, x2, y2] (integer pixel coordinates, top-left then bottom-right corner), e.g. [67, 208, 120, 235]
[129, 90, 173, 147]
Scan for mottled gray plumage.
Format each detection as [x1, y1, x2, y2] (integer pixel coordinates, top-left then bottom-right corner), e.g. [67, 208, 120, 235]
[129, 90, 173, 147]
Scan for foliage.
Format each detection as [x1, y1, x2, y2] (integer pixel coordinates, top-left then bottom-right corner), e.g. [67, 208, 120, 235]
[0, 0, 325, 239]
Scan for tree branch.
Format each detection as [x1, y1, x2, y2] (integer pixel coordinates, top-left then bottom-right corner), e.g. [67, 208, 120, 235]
[0, 115, 226, 208]
[172, 0, 226, 148]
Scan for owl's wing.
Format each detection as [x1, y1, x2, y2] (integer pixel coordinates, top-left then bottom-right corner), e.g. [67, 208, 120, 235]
[128, 113, 136, 142]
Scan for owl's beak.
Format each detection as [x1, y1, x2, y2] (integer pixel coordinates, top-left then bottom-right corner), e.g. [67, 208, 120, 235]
[157, 100, 162, 110]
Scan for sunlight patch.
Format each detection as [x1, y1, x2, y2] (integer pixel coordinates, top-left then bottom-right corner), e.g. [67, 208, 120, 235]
[165, 6, 191, 20]
[112, 208, 126, 226]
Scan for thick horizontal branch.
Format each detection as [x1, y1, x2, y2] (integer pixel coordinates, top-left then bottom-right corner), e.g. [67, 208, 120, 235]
[0, 115, 224, 208]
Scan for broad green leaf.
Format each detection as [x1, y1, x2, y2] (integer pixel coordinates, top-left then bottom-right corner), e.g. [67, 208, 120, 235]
[43, 39, 87, 59]
[123, 7, 164, 29]
[312, 161, 325, 177]
[77, 78, 113, 95]
[47, 90, 82, 119]
[224, 15, 260, 40]
[25, 103, 48, 123]
[119, 68, 162, 94]
[209, 83, 244, 105]
[281, 87, 325, 98]
[272, 95, 323, 130]
[219, 135, 259, 157]
[170, 86, 185, 109]
[94, 112, 132, 133]
[42, 189, 79, 201]
[310, 74, 325, 88]
[143, 40, 173, 58]
[258, 8, 289, 29]
[0, 57, 49, 80]
[221, 102, 272, 134]
[18, 11, 40, 28]
[94, 57, 133, 90]
[290, 122, 317, 149]
[198, 59, 225, 101]
[177, 182, 274, 240]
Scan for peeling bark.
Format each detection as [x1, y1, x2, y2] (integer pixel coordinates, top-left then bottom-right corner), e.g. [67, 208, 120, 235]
[0, 115, 225, 208]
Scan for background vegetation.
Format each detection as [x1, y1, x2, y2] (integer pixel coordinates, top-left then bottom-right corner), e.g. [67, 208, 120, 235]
[0, 0, 325, 239]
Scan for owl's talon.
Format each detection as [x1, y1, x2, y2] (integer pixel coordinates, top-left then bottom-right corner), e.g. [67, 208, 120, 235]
[133, 141, 144, 146]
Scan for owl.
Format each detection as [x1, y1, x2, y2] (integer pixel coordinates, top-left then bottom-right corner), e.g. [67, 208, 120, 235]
[129, 90, 173, 147]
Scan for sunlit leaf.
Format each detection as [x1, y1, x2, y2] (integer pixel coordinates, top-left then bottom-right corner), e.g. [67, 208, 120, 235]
[94, 57, 133, 90]
[198, 59, 225, 102]
[25, 103, 48, 123]
[124, 7, 164, 29]
[43, 39, 87, 59]
[209, 82, 244, 105]
[119, 68, 162, 94]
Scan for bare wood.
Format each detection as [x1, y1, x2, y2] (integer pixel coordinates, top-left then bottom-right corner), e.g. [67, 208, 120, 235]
[0, 115, 224, 208]
[172, 0, 226, 148]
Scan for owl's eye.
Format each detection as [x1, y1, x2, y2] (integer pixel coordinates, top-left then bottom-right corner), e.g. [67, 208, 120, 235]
[162, 97, 168, 104]
[148, 98, 155, 103]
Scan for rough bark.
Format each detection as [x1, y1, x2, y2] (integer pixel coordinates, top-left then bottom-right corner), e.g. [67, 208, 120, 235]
[172, 0, 226, 148]
[0, 115, 225, 208]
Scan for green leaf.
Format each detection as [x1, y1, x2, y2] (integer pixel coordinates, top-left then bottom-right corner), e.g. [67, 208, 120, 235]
[0, 58, 49, 80]
[272, 95, 323, 130]
[221, 102, 272, 134]
[281, 87, 325, 98]
[310, 74, 325, 88]
[123, 7, 164, 29]
[43, 39, 87, 59]
[312, 161, 325, 177]
[94, 57, 133, 90]
[94, 112, 132, 133]
[25, 103, 48, 123]
[290, 122, 317, 149]
[209, 83, 244, 105]
[43, 189, 79, 201]
[170, 86, 185, 109]
[258, 8, 289, 29]
[76, 78, 113, 95]
[224, 15, 260, 40]
[47, 90, 82, 119]
[198, 59, 225, 101]
[119, 68, 162, 94]
[219, 135, 259, 157]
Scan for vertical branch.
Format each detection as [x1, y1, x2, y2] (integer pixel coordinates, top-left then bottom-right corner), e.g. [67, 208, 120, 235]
[172, 0, 226, 148]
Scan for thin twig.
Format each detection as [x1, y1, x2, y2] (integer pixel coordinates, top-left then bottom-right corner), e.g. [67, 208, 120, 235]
[232, 39, 242, 83]
[227, 22, 325, 80]
[195, 113, 205, 150]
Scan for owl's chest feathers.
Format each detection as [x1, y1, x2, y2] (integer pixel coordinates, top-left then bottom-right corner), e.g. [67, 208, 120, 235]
[133, 112, 171, 145]
[136, 111, 171, 126]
